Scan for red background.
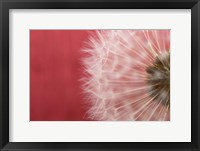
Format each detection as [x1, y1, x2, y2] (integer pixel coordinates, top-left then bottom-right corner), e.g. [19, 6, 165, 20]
[30, 30, 94, 121]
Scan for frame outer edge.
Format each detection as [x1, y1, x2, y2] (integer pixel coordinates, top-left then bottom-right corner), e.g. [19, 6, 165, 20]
[1, 1, 9, 150]
[1, 0, 200, 151]
[191, 1, 199, 150]
[0, 0, 3, 150]
[198, 1, 200, 150]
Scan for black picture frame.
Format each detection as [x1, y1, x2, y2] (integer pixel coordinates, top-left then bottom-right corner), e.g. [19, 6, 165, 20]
[0, 0, 199, 151]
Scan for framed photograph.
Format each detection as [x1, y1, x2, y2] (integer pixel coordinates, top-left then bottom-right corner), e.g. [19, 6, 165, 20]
[0, 0, 199, 150]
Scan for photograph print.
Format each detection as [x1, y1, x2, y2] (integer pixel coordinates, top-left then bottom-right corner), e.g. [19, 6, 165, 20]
[30, 30, 170, 121]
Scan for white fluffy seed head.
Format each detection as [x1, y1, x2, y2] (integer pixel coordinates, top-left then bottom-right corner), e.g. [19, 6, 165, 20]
[81, 30, 170, 121]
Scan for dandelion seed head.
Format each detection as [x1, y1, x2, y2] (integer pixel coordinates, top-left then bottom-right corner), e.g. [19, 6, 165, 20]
[81, 30, 170, 121]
